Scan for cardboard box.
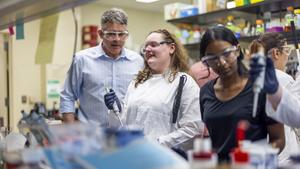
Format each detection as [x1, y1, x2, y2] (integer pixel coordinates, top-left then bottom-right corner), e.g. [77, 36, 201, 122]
[194, 0, 226, 13]
[164, 3, 191, 20]
[180, 6, 199, 17]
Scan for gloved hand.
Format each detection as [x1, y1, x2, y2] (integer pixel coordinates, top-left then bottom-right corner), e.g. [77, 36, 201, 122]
[104, 89, 122, 112]
[249, 56, 279, 94]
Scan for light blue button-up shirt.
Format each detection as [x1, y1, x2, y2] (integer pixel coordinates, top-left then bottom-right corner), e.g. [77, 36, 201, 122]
[60, 44, 144, 126]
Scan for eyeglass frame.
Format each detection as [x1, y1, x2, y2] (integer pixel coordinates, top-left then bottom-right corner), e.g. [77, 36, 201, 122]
[201, 46, 239, 67]
[141, 40, 174, 55]
[102, 30, 129, 40]
[279, 45, 292, 56]
[267, 45, 293, 57]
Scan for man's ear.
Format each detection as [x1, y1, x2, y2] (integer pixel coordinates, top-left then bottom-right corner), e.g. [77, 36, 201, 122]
[98, 28, 103, 39]
[271, 48, 279, 60]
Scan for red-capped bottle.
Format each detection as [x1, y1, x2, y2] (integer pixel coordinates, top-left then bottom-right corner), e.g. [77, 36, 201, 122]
[191, 137, 217, 169]
[231, 120, 254, 169]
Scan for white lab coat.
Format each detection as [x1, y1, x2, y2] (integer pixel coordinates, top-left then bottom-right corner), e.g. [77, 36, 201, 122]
[108, 72, 203, 148]
[273, 70, 300, 165]
[266, 74, 300, 128]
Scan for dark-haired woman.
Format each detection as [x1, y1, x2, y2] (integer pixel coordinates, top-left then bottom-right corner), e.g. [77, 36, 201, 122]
[199, 26, 285, 162]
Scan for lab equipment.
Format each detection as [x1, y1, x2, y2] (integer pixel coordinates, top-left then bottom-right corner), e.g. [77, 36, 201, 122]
[18, 110, 54, 146]
[252, 48, 266, 117]
[290, 17, 300, 77]
[75, 139, 189, 169]
[191, 137, 217, 169]
[105, 88, 124, 128]
[231, 121, 254, 169]
[284, 6, 295, 32]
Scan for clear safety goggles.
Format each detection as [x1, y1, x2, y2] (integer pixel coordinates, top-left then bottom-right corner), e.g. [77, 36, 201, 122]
[141, 41, 173, 55]
[102, 30, 129, 40]
[201, 46, 238, 67]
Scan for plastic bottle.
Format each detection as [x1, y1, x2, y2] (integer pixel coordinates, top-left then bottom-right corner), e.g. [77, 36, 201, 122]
[255, 19, 264, 35]
[263, 12, 272, 32]
[284, 6, 295, 32]
[226, 15, 235, 32]
[235, 0, 244, 7]
[231, 121, 255, 169]
[231, 149, 254, 169]
[295, 9, 300, 29]
[250, 0, 263, 4]
[243, 0, 250, 6]
[191, 137, 217, 169]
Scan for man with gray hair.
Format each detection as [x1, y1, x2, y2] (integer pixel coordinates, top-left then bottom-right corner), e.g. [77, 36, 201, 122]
[60, 8, 144, 126]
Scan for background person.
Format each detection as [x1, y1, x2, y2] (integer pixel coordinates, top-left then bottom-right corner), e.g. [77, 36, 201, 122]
[189, 61, 218, 87]
[249, 32, 300, 165]
[60, 8, 144, 125]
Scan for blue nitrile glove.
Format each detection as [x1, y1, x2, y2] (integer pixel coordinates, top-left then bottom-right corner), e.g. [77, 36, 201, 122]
[104, 89, 122, 112]
[171, 147, 187, 160]
[249, 56, 279, 94]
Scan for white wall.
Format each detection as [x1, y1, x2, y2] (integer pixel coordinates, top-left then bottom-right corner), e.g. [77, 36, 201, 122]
[7, 4, 175, 130]
[9, 9, 80, 131]
[80, 3, 177, 52]
[46, 9, 81, 110]
[10, 19, 42, 130]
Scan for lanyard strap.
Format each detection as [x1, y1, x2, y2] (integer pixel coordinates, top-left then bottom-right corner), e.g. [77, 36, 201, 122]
[172, 75, 187, 124]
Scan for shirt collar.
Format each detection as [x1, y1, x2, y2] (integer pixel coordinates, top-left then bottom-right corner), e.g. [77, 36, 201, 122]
[92, 42, 134, 60]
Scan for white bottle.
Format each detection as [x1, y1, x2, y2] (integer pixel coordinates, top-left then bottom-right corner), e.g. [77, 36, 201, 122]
[295, 9, 300, 29]
[191, 137, 217, 169]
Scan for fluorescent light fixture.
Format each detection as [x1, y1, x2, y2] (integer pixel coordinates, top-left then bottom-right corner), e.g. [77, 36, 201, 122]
[136, 0, 159, 3]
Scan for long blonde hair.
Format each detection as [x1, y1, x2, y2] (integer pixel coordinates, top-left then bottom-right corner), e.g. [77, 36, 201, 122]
[135, 29, 189, 87]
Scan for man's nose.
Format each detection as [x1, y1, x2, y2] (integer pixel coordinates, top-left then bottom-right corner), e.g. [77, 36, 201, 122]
[113, 34, 121, 40]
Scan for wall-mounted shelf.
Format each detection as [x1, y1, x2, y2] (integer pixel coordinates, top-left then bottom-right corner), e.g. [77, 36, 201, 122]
[183, 29, 300, 49]
[166, 0, 300, 62]
[167, 0, 300, 25]
[182, 29, 300, 63]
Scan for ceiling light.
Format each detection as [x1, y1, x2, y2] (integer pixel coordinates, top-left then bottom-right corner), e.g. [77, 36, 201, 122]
[136, 0, 159, 3]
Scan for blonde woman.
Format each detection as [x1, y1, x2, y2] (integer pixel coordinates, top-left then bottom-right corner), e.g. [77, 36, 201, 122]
[105, 29, 203, 149]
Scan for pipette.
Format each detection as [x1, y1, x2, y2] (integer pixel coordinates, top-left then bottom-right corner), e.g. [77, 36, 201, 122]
[252, 48, 266, 118]
[105, 88, 124, 127]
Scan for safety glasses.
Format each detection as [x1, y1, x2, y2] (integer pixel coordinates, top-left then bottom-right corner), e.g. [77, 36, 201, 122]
[141, 41, 173, 55]
[280, 45, 292, 56]
[102, 30, 129, 41]
[201, 46, 238, 67]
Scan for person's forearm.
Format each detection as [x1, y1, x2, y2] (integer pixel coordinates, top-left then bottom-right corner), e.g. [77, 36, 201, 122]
[267, 86, 283, 111]
[62, 113, 76, 123]
[271, 138, 285, 154]
[268, 123, 285, 154]
[158, 121, 204, 147]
